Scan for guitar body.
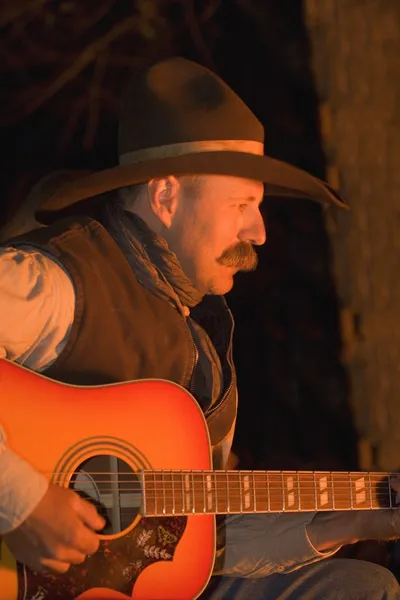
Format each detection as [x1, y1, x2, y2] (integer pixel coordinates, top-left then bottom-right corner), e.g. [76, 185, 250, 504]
[0, 360, 215, 600]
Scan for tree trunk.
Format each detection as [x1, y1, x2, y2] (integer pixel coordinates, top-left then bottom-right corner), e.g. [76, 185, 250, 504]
[304, 0, 400, 470]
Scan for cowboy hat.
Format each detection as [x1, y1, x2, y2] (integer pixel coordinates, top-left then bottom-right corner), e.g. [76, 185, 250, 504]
[36, 57, 348, 223]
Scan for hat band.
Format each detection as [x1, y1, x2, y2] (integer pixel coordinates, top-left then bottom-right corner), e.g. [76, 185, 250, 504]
[119, 140, 264, 165]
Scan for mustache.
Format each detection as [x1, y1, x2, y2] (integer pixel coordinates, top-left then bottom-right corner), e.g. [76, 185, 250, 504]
[217, 242, 258, 271]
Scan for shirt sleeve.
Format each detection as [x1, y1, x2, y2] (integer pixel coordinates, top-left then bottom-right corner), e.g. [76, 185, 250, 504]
[0, 427, 49, 534]
[213, 512, 341, 577]
[0, 245, 76, 532]
[0, 245, 75, 370]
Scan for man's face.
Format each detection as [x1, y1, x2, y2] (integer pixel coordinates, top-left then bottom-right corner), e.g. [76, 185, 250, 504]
[166, 174, 266, 295]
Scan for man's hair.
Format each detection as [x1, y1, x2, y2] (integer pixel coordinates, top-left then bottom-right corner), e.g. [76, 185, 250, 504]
[111, 175, 204, 212]
[116, 182, 147, 210]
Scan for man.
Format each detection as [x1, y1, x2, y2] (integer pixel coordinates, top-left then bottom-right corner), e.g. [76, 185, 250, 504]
[0, 57, 399, 599]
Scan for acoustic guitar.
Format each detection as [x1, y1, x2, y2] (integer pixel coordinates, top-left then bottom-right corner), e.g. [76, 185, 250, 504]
[0, 359, 396, 599]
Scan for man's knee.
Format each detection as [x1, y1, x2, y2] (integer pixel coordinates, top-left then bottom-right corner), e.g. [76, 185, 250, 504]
[328, 559, 399, 599]
[359, 561, 399, 599]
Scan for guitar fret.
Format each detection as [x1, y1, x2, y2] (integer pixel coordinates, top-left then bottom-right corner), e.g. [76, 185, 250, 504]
[368, 472, 372, 509]
[297, 472, 314, 511]
[171, 471, 175, 514]
[142, 472, 147, 515]
[214, 472, 218, 513]
[312, 472, 331, 510]
[181, 471, 185, 513]
[349, 473, 353, 509]
[162, 471, 172, 515]
[241, 472, 253, 512]
[350, 472, 370, 509]
[286, 473, 296, 510]
[333, 472, 345, 510]
[193, 471, 204, 514]
[202, 472, 206, 513]
[239, 472, 243, 513]
[228, 471, 239, 513]
[226, 472, 230, 513]
[266, 471, 270, 512]
[173, 471, 181, 514]
[215, 472, 223, 513]
[154, 471, 157, 514]
[313, 472, 317, 510]
[206, 473, 213, 512]
[281, 472, 285, 511]
[321, 473, 329, 509]
[370, 472, 391, 508]
[297, 472, 301, 511]
[191, 472, 195, 513]
[252, 472, 257, 512]
[162, 471, 166, 514]
[185, 472, 191, 513]
[373, 472, 380, 508]
[331, 472, 338, 509]
[267, 472, 282, 511]
[252, 472, 268, 512]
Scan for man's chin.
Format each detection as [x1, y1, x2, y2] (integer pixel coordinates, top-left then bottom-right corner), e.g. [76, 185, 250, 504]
[208, 274, 234, 295]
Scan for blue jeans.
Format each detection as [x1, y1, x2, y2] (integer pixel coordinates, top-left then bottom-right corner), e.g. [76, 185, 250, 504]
[203, 559, 400, 599]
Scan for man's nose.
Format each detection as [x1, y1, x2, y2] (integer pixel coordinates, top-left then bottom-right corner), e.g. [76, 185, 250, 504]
[240, 215, 267, 246]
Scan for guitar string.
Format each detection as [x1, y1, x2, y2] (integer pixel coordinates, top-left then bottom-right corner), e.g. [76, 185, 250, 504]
[59, 482, 395, 490]
[42, 478, 398, 487]
[61, 481, 396, 496]
[38, 472, 399, 500]
[41, 480, 397, 491]
[42, 471, 398, 480]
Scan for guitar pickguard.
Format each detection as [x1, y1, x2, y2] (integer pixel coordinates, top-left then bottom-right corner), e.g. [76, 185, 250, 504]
[16, 516, 187, 600]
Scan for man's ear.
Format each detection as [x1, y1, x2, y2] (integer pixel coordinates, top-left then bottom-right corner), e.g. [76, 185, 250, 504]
[147, 176, 181, 228]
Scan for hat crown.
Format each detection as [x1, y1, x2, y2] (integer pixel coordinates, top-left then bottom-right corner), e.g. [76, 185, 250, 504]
[35, 56, 347, 222]
[118, 57, 264, 156]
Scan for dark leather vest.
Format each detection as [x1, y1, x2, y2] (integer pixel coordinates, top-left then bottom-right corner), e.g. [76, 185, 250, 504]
[11, 217, 238, 459]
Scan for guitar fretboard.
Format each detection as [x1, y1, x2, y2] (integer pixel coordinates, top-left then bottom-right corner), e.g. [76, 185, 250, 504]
[142, 470, 396, 517]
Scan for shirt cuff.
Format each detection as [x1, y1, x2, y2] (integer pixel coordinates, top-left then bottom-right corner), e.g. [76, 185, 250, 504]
[304, 521, 341, 556]
[274, 515, 341, 573]
[0, 445, 49, 534]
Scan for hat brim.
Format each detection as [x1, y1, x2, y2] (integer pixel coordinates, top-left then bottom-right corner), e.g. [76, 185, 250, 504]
[36, 151, 348, 223]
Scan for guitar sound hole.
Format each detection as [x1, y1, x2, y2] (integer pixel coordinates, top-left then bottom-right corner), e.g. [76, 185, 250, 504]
[69, 455, 142, 535]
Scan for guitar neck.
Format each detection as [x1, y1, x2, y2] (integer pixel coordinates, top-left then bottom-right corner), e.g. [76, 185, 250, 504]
[142, 470, 397, 517]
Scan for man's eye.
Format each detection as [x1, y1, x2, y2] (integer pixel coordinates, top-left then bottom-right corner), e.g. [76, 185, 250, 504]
[237, 204, 247, 212]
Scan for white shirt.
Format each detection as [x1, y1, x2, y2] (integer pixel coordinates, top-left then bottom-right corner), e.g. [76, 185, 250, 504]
[0, 246, 75, 533]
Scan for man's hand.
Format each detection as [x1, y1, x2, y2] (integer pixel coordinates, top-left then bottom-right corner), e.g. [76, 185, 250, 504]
[361, 476, 400, 541]
[3, 483, 105, 573]
[307, 475, 400, 552]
